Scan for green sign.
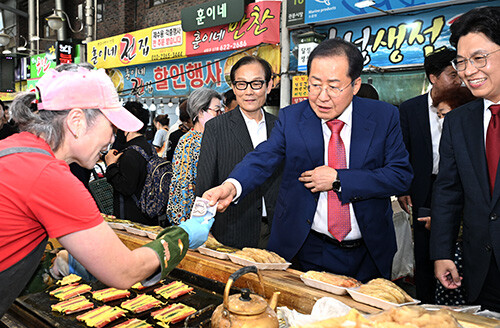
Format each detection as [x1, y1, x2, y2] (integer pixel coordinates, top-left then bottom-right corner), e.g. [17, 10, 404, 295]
[287, 0, 305, 27]
[181, 0, 245, 32]
[29, 53, 56, 79]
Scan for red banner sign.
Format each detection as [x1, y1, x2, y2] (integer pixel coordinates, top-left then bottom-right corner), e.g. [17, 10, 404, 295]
[186, 1, 281, 56]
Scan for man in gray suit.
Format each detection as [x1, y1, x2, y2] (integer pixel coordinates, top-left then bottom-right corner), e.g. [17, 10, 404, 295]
[196, 56, 281, 249]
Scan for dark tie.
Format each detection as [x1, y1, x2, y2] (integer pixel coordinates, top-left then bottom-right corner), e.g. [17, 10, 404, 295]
[486, 105, 500, 195]
[326, 120, 351, 241]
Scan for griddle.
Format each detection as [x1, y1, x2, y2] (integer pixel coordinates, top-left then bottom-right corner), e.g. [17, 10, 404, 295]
[7, 268, 241, 328]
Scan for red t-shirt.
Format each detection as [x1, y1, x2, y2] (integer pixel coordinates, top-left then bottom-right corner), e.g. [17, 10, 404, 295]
[0, 132, 103, 271]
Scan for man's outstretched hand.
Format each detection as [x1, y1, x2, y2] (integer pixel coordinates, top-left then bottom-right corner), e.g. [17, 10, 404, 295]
[202, 182, 237, 212]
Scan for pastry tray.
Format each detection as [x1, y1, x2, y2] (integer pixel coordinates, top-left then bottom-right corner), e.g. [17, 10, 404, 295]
[300, 275, 349, 295]
[197, 246, 230, 260]
[347, 287, 420, 310]
[227, 254, 291, 271]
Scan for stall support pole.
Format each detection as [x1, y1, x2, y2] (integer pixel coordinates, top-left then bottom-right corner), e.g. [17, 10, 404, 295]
[280, 0, 291, 109]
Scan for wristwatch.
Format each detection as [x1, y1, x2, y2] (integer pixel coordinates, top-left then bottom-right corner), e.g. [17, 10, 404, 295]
[332, 178, 341, 193]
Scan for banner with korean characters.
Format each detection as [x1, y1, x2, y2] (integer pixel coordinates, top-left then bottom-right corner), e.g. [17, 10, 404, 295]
[109, 44, 280, 98]
[185, 1, 280, 56]
[292, 75, 309, 104]
[87, 21, 186, 69]
[30, 53, 57, 79]
[304, 0, 471, 24]
[289, 0, 500, 70]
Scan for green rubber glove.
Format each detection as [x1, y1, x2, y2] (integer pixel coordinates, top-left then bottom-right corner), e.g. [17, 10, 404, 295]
[141, 226, 189, 286]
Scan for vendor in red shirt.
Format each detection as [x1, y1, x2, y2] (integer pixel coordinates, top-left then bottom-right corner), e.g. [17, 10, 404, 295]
[0, 63, 213, 317]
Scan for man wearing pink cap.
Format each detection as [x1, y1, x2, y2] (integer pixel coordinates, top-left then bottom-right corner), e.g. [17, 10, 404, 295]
[0, 63, 213, 317]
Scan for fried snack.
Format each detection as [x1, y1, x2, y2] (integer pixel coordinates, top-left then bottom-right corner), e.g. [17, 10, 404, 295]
[296, 308, 371, 328]
[92, 288, 130, 302]
[51, 296, 94, 314]
[303, 271, 361, 288]
[204, 235, 223, 249]
[154, 281, 193, 300]
[113, 318, 153, 328]
[120, 294, 162, 313]
[56, 273, 82, 286]
[140, 225, 163, 233]
[371, 306, 460, 328]
[131, 282, 148, 290]
[76, 305, 126, 328]
[151, 303, 196, 325]
[215, 245, 239, 253]
[367, 278, 413, 302]
[49, 283, 92, 300]
[233, 248, 287, 263]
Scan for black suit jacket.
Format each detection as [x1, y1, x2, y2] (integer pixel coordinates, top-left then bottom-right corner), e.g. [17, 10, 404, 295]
[195, 107, 282, 248]
[430, 98, 500, 302]
[399, 93, 434, 210]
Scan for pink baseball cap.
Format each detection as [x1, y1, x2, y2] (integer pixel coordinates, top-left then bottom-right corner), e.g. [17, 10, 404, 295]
[36, 67, 143, 132]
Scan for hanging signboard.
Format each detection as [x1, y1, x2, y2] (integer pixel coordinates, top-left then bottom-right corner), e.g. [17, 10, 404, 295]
[30, 53, 57, 79]
[86, 21, 186, 69]
[181, 0, 245, 32]
[290, 0, 498, 69]
[111, 44, 280, 98]
[292, 75, 308, 104]
[287, 0, 305, 27]
[304, 0, 475, 24]
[185, 1, 280, 56]
[56, 41, 75, 65]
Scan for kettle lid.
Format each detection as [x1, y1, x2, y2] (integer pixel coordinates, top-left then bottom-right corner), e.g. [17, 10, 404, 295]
[226, 289, 268, 315]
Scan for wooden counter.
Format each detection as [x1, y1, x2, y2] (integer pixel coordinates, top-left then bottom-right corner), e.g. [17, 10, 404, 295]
[114, 230, 379, 315]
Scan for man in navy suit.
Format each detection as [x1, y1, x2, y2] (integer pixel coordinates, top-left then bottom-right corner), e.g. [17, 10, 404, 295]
[204, 39, 412, 281]
[430, 6, 500, 311]
[398, 48, 461, 304]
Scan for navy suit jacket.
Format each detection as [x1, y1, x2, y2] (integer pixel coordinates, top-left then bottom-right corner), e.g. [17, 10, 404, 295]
[430, 98, 500, 302]
[399, 94, 435, 209]
[229, 96, 413, 278]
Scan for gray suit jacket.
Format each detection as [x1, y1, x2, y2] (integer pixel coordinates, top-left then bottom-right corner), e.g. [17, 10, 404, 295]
[195, 107, 281, 248]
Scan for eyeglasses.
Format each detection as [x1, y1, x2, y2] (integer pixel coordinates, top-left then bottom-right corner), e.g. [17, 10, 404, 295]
[451, 48, 500, 71]
[308, 80, 354, 98]
[207, 106, 224, 116]
[233, 80, 266, 91]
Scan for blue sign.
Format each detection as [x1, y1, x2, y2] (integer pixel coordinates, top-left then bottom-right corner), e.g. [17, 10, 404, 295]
[290, 0, 500, 69]
[115, 51, 233, 98]
[305, 0, 470, 24]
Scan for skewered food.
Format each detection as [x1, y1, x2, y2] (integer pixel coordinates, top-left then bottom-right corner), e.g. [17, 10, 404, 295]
[357, 278, 413, 304]
[120, 294, 162, 313]
[151, 303, 196, 325]
[49, 283, 92, 300]
[92, 288, 131, 302]
[56, 273, 82, 286]
[154, 281, 193, 300]
[76, 305, 126, 328]
[112, 318, 153, 328]
[233, 248, 287, 263]
[51, 296, 94, 314]
[303, 271, 361, 288]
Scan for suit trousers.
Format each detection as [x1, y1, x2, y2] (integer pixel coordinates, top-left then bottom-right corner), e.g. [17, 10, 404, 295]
[295, 229, 381, 283]
[475, 255, 500, 311]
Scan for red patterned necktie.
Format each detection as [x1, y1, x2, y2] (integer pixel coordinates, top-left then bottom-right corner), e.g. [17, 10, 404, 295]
[486, 105, 500, 195]
[326, 120, 351, 241]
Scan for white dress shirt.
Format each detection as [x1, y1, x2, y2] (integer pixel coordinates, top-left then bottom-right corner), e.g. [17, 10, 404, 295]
[311, 102, 362, 240]
[240, 108, 268, 217]
[428, 91, 441, 175]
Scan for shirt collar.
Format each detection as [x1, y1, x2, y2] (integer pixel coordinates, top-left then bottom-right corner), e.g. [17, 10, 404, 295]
[428, 90, 438, 114]
[240, 107, 266, 125]
[484, 99, 500, 112]
[321, 101, 353, 127]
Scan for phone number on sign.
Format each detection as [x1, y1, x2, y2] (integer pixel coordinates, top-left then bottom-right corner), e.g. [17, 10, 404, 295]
[202, 40, 248, 53]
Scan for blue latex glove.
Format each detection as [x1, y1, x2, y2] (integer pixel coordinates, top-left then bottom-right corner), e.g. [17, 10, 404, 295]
[178, 216, 215, 249]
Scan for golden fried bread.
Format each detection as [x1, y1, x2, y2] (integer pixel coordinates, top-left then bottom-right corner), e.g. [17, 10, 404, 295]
[365, 278, 413, 303]
[233, 248, 287, 263]
[303, 271, 361, 288]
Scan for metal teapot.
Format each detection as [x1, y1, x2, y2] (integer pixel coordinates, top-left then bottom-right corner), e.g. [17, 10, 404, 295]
[211, 266, 280, 328]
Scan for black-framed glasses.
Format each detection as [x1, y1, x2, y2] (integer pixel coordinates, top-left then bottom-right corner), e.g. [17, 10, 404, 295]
[451, 48, 500, 71]
[233, 80, 266, 91]
[308, 80, 354, 98]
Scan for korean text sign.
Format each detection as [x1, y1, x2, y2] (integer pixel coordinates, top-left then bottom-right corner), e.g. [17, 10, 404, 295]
[87, 21, 186, 69]
[186, 1, 280, 56]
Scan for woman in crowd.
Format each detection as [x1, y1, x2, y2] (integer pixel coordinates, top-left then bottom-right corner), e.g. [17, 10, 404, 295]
[166, 88, 222, 224]
[0, 64, 212, 317]
[104, 101, 155, 225]
[166, 100, 193, 161]
[152, 114, 170, 157]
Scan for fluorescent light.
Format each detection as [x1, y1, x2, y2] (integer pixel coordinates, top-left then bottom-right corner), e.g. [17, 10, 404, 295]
[2, 49, 12, 55]
[355, 0, 375, 8]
